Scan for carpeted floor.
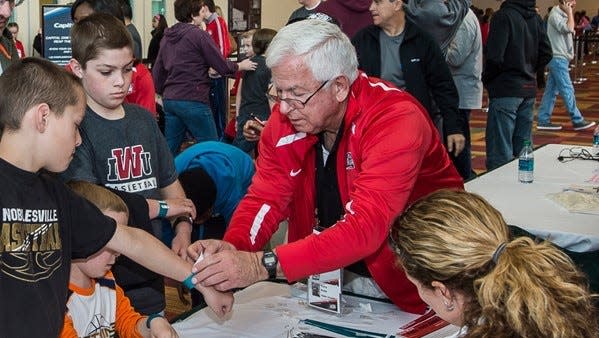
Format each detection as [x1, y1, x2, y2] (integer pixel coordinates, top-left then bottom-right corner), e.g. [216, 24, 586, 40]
[471, 56, 599, 173]
[164, 56, 599, 320]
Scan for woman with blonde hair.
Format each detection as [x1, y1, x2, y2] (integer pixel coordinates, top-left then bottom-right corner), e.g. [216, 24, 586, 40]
[389, 189, 598, 337]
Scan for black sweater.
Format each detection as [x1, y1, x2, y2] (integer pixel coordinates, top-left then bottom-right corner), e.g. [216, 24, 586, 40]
[352, 22, 463, 136]
[482, 0, 552, 98]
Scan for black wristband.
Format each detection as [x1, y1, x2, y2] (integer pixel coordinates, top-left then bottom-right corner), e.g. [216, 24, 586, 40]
[173, 215, 193, 229]
[146, 313, 164, 328]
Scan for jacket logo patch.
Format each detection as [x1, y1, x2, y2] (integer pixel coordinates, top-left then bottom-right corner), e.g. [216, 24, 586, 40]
[410, 58, 420, 63]
[345, 152, 355, 170]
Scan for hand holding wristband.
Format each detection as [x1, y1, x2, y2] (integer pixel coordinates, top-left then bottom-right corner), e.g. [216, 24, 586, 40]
[183, 273, 196, 290]
[145, 313, 164, 329]
[183, 251, 205, 290]
[157, 200, 169, 218]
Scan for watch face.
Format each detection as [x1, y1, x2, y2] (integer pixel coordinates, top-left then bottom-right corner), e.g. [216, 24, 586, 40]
[263, 252, 276, 266]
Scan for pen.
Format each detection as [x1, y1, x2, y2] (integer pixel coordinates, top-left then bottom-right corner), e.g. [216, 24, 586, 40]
[250, 113, 266, 127]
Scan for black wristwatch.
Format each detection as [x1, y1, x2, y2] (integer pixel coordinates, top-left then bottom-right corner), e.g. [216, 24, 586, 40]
[261, 250, 278, 280]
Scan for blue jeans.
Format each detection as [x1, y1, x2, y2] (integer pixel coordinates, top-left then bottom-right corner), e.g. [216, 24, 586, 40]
[210, 77, 227, 140]
[163, 99, 218, 155]
[485, 97, 534, 171]
[537, 56, 584, 124]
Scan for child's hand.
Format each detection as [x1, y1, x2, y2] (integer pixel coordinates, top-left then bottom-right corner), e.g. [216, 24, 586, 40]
[165, 198, 197, 220]
[149, 316, 179, 338]
[200, 286, 234, 317]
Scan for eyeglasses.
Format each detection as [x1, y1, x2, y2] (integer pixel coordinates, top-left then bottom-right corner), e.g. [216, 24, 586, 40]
[266, 80, 329, 110]
[557, 147, 599, 162]
[0, 0, 16, 9]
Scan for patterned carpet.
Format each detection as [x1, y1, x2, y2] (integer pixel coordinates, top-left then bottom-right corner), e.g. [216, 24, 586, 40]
[471, 56, 599, 174]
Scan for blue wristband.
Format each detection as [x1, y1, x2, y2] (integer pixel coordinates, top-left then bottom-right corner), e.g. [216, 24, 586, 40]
[157, 200, 169, 218]
[183, 272, 196, 290]
[146, 313, 164, 329]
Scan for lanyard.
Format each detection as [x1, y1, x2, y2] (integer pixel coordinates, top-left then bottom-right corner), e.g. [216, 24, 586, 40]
[0, 42, 12, 61]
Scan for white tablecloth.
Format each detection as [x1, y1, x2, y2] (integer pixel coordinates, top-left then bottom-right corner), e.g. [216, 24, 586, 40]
[466, 144, 599, 252]
[173, 282, 459, 337]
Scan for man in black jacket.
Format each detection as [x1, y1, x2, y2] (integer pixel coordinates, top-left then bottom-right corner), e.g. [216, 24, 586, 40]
[0, 0, 19, 75]
[483, 0, 551, 170]
[352, 0, 465, 162]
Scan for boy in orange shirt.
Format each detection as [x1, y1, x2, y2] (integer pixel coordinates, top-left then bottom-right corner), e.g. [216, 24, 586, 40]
[61, 181, 177, 338]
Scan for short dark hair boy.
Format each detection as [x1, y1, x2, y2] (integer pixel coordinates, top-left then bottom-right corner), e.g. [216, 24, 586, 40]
[0, 57, 232, 337]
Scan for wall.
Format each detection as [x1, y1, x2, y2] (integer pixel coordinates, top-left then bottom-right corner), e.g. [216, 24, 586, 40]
[11, 0, 301, 58]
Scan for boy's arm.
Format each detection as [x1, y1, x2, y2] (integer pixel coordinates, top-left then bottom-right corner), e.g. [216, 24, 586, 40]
[136, 316, 177, 338]
[105, 224, 233, 317]
[161, 180, 193, 260]
[114, 280, 144, 338]
[113, 280, 178, 338]
[59, 314, 78, 338]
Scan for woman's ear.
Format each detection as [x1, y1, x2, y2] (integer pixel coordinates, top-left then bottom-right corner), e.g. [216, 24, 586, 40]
[431, 280, 453, 303]
[69, 58, 84, 79]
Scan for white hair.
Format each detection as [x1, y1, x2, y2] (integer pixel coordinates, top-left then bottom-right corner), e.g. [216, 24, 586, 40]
[265, 19, 358, 84]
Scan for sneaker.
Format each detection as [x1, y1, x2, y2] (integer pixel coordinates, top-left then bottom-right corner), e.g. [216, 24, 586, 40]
[572, 120, 596, 131]
[537, 122, 563, 130]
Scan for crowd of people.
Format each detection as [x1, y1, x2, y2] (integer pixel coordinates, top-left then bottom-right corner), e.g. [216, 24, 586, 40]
[0, 0, 598, 337]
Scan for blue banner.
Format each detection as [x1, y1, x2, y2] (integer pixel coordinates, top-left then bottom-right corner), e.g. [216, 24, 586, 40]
[42, 5, 73, 66]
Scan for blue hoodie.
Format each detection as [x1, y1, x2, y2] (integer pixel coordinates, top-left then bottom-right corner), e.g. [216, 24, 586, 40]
[175, 141, 255, 224]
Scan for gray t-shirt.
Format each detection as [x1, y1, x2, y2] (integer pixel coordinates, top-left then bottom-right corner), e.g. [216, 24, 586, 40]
[62, 104, 177, 200]
[379, 30, 406, 89]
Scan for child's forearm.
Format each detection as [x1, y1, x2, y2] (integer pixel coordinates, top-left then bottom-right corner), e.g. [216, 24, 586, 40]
[106, 225, 192, 283]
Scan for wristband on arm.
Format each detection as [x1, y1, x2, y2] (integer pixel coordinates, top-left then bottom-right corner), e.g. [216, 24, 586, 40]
[157, 200, 169, 218]
[173, 215, 194, 229]
[146, 313, 164, 328]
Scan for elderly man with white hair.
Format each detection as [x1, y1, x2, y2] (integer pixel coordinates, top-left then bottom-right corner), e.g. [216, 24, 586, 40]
[187, 19, 463, 314]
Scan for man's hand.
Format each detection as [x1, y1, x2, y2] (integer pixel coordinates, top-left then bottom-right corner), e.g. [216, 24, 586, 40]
[171, 222, 192, 260]
[199, 287, 234, 318]
[192, 250, 266, 292]
[446, 133, 466, 156]
[243, 120, 264, 142]
[188, 239, 236, 261]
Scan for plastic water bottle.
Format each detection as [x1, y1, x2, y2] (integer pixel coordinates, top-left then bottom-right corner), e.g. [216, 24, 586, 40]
[593, 130, 599, 155]
[518, 140, 534, 183]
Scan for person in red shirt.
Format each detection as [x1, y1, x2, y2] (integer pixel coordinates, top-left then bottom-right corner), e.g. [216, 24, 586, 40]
[188, 19, 463, 314]
[7, 22, 25, 58]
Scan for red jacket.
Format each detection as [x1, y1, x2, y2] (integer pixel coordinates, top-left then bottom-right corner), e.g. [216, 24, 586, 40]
[124, 63, 157, 117]
[224, 72, 464, 314]
[206, 14, 231, 57]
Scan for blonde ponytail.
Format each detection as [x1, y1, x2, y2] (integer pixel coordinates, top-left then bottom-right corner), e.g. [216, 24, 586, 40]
[390, 190, 598, 338]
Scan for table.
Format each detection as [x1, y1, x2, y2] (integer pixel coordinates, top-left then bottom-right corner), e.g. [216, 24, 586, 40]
[466, 144, 599, 252]
[172, 282, 459, 337]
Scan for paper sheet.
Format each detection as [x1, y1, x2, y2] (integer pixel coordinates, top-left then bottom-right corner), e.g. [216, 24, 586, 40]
[547, 189, 599, 216]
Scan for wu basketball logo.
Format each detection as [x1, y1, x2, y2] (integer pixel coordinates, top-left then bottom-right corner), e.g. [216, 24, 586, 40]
[106, 145, 152, 181]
